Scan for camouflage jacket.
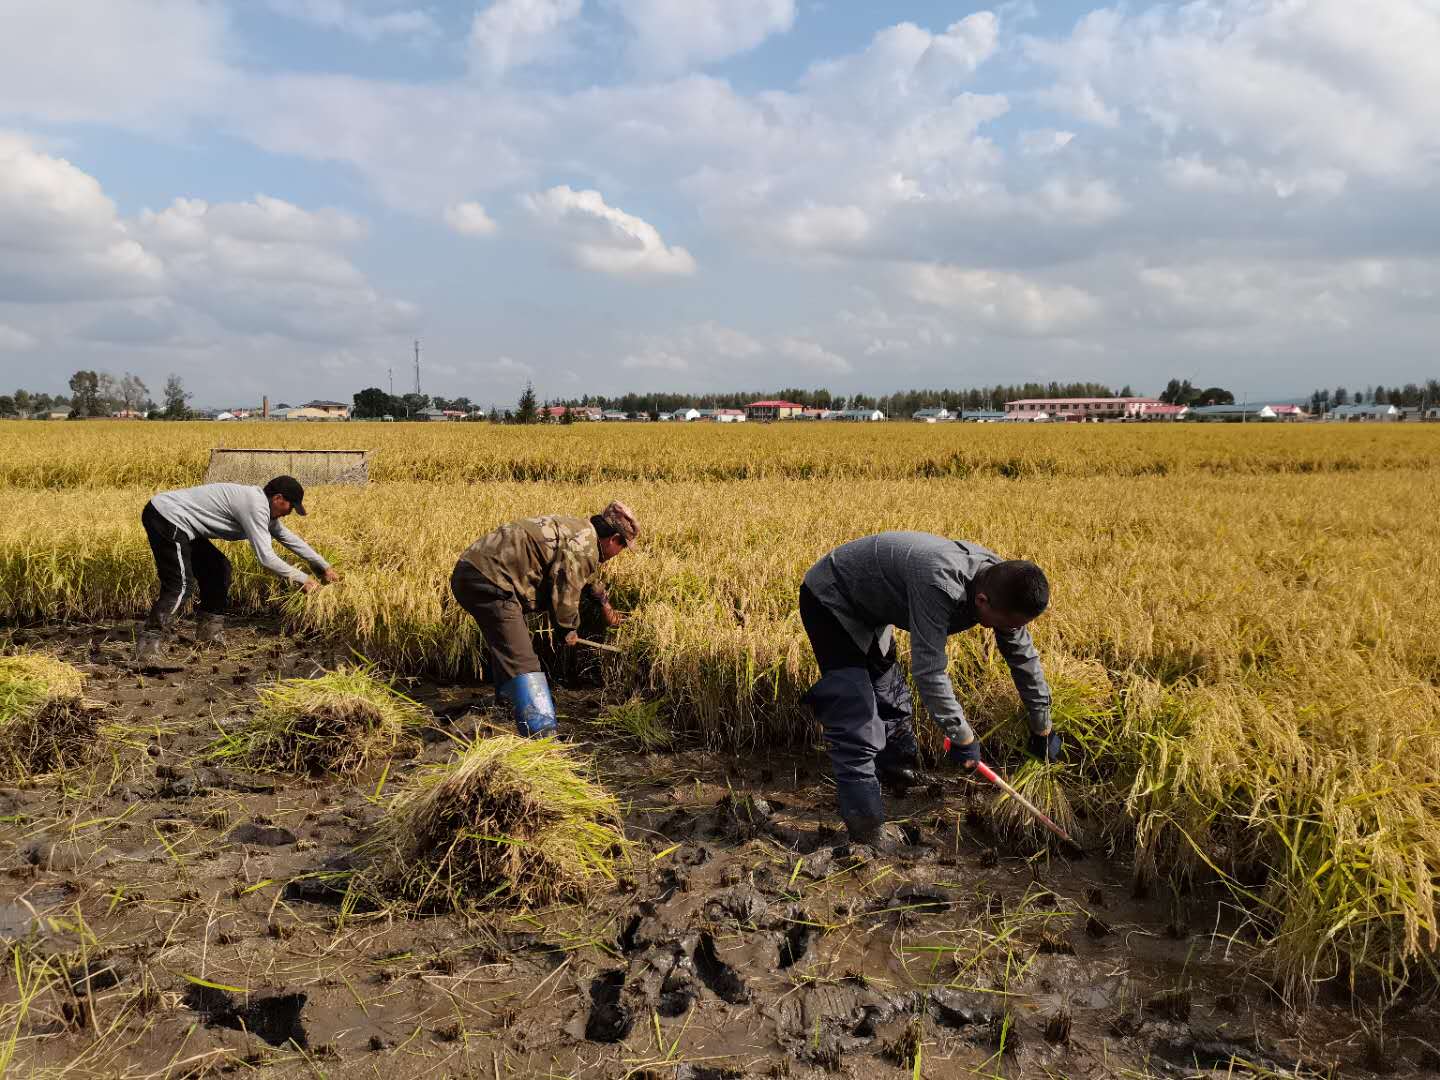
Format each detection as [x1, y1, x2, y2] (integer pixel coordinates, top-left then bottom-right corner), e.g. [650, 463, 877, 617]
[460, 515, 603, 630]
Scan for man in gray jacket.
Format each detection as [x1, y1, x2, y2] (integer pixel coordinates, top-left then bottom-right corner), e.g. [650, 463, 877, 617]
[133, 475, 338, 665]
[800, 532, 1057, 845]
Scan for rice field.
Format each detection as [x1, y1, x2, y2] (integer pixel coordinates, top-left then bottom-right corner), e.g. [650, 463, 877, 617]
[1, 418, 1437, 1005]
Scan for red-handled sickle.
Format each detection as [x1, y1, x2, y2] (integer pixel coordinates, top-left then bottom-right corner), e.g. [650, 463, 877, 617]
[949, 746, 1085, 856]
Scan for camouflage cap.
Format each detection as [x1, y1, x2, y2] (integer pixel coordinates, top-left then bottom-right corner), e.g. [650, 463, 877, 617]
[600, 500, 640, 545]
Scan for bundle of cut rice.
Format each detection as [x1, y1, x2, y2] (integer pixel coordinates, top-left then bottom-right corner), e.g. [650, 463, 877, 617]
[211, 664, 426, 775]
[0, 653, 91, 779]
[356, 733, 628, 912]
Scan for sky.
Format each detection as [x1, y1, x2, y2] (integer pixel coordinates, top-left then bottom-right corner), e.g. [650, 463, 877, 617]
[2, 0, 1439, 408]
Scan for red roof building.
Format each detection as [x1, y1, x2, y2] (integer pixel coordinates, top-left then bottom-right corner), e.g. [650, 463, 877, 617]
[744, 400, 808, 421]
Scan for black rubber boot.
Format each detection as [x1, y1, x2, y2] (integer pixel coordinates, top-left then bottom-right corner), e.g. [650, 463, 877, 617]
[195, 613, 226, 645]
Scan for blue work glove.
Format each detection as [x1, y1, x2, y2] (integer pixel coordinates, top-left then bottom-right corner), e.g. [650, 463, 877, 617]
[1028, 731, 1062, 763]
[944, 736, 981, 772]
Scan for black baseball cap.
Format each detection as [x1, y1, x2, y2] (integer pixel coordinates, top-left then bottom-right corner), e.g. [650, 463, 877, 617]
[263, 475, 307, 515]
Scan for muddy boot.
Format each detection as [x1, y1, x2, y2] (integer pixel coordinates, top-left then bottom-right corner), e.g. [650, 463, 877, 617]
[131, 631, 166, 669]
[195, 613, 226, 646]
[837, 777, 889, 847]
[877, 763, 921, 793]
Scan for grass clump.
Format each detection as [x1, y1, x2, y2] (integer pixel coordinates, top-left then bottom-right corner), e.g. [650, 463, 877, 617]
[212, 663, 426, 775]
[592, 697, 673, 750]
[356, 732, 628, 912]
[0, 652, 91, 779]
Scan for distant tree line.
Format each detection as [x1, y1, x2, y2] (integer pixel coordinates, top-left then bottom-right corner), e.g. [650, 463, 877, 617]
[1, 371, 191, 420]
[551, 382, 1131, 418]
[1308, 380, 1440, 414]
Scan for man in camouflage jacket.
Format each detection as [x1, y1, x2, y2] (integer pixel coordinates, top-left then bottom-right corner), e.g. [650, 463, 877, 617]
[452, 501, 639, 736]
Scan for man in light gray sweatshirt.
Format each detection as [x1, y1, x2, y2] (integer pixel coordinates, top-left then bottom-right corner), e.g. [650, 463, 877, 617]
[800, 532, 1056, 845]
[133, 475, 338, 664]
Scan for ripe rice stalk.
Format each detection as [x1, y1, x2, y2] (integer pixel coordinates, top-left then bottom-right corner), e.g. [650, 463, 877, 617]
[210, 663, 426, 775]
[0, 652, 92, 779]
[988, 761, 1081, 855]
[354, 732, 628, 912]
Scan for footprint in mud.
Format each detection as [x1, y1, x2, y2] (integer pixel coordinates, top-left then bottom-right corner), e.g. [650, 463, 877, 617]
[183, 985, 308, 1048]
[584, 970, 633, 1043]
[693, 933, 749, 1005]
[778, 918, 812, 970]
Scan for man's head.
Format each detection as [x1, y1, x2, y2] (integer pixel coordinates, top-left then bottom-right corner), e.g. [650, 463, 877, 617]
[592, 500, 639, 562]
[263, 475, 306, 519]
[973, 560, 1049, 631]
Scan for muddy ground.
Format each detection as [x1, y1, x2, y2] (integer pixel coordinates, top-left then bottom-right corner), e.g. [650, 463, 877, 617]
[1, 620, 1437, 1079]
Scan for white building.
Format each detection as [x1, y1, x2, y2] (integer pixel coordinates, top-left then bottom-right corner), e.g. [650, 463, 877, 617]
[1325, 403, 1399, 422]
[912, 407, 952, 422]
[837, 408, 885, 422]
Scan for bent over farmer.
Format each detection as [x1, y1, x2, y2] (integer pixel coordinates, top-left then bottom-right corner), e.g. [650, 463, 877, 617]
[451, 502, 638, 738]
[134, 476, 338, 665]
[800, 532, 1056, 846]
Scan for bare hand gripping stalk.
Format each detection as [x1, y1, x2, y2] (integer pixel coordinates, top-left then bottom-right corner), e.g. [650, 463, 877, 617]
[133, 475, 339, 667]
[799, 532, 1059, 846]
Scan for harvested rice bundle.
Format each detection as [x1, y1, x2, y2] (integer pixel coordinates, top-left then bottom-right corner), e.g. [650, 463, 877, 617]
[357, 733, 628, 912]
[0, 652, 91, 779]
[212, 664, 426, 775]
[989, 760, 1080, 855]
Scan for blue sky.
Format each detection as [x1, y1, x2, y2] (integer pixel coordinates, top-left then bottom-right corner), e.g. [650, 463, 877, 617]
[2, 0, 1439, 408]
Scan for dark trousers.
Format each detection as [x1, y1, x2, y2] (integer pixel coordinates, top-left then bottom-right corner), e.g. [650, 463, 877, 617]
[450, 559, 541, 684]
[799, 583, 919, 787]
[142, 502, 232, 631]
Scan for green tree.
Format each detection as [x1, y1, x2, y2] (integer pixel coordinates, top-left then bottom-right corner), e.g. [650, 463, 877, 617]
[352, 387, 392, 419]
[162, 374, 192, 419]
[13, 389, 32, 415]
[515, 382, 538, 424]
[1198, 386, 1234, 405]
[0, 395, 14, 417]
[68, 370, 102, 417]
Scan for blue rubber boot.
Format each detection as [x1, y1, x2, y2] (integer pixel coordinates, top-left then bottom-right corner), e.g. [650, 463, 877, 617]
[497, 672, 558, 738]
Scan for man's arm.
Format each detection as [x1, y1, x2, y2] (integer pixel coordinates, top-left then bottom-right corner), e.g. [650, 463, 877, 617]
[994, 627, 1052, 734]
[236, 496, 310, 585]
[270, 519, 331, 574]
[906, 577, 973, 745]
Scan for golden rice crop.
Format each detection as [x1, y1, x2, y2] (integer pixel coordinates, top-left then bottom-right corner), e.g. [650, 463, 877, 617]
[0, 421, 1437, 1001]
[1, 418, 1436, 487]
[0, 652, 91, 779]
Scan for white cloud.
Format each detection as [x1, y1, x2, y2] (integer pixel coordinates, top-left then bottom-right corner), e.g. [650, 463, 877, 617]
[522, 185, 696, 276]
[0, 0, 231, 131]
[0, 324, 37, 351]
[608, 0, 796, 74]
[265, 0, 439, 42]
[133, 195, 414, 343]
[1019, 129, 1076, 156]
[469, 0, 583, 80]
[445, 201, 500, 237]
[904, 264, 1102, 336]
[0, 133, 164, 302]
[0, 134, 415, 362]
[1027, 0, 1440, 182]
[778, 337, 850, 373]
